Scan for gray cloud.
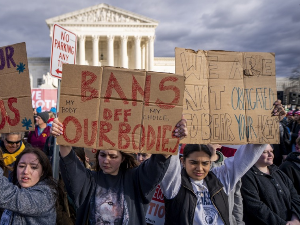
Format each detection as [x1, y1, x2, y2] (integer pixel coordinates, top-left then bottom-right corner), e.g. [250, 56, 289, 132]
[0, 0, 299, 77]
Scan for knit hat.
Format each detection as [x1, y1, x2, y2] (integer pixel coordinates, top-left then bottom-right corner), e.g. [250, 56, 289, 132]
[37, 112, 49, 124]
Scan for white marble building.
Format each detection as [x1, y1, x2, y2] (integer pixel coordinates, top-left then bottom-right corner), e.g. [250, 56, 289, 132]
[29, 3, 293, 93]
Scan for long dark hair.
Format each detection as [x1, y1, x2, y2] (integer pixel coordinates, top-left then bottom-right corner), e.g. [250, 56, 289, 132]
[183, 144, 212, 160]
[12, 147, 57, 190]
[95, 150, 138, 172]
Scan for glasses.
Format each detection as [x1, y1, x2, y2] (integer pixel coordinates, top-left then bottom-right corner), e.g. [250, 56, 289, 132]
[5, 138, 21, 145]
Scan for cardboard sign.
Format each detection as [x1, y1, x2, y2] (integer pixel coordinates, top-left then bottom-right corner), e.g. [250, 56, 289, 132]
[50, 24, 77, 79]
[175, 48, 279, 144]
[0, 42, 34, 132]
[57, 65, 184, 154]
[146, 185, 165, 225]
[31, 88, 57, 111]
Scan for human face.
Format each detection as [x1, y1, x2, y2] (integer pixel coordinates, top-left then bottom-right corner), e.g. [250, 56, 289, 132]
[4, 134, 21, 153]
[256, 144, 274, 167]
[35, 116, 44, 126]
[17, 153, 43, 188]
[98, 150, 123, 175]
[294, 114, 300, 121]
[137, 153, 151, 164]
[182, 151, 211, 181]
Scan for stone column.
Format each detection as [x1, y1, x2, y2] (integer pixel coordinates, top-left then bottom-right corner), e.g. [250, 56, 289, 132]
[120, 35, 128, 68]
[92, 35, 99, 66]
[107, 35, 114, 66]
[141, 43, 146, 69]
[145, 40, 149, 70]
[148, 36, 155, 71]
[134, 36, 141, 69]
[79, 35, 86, 65]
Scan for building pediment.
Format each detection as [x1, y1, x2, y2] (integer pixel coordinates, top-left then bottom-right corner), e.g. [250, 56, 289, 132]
[46, 3, 158, 26]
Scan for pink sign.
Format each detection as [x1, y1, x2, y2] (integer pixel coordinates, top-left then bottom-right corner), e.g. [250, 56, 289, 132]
[31, 89, 57, 111]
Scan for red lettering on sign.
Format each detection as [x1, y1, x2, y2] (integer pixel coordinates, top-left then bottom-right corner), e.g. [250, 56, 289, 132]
[132, 124, 144, 150]
[103, 108, 113, 121]
[62, 116, 82, 144]
[0, 98, 21, 130]
[114, 109, 122, 121]
[118, 122, 131, 149]
[161, 125, 172, 152]
[148, 202, 156, 215]
[81, 71, 99, 102]
[83, 119, 97, 146]
[156, 126, 162, 151]
[0, 100, 6, 129]
[146, 125, 156, 150]
[104, 72, 128, 104]
[6, 97, 20, 126]
[156, 77, 180, 109]
[124, 109, 131, 122]
[98, 121, 115, 147]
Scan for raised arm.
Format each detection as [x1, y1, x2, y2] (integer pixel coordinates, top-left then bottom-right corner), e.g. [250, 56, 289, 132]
[51, 118, 94, 207]
[0, 168, 55, 216]
[135, 119, 187, 200]
[211, 144, 267, 194]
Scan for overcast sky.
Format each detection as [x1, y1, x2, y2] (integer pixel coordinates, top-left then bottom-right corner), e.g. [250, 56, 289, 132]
[0, 0, 299, 77]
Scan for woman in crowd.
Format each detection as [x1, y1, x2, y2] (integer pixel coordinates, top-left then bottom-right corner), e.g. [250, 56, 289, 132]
[0, 147, 57, 224]
[241, 144, 300, 225]
[159, 101, 285, 225]
[160, 143, 267, 225]
[51, 118, 187, 225]
[279, 137, 300, 195]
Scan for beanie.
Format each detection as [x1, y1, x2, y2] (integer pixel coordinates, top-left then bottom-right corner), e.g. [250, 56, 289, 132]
[38, 112, 49, 124]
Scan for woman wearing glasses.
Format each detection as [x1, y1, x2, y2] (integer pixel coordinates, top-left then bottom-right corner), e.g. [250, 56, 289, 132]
[0, 132, 25, 177]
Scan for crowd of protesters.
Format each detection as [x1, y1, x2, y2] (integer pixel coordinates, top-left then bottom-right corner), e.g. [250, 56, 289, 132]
[0, 101, 300, 225]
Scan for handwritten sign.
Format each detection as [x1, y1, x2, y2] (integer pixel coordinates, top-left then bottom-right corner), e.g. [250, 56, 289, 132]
[146, 185, 165, 225]
[57, 65, 184, 154]
[175, 48, 279, 144]
[31, 89, 57, 111]
[50, 24, 77, 79]
[0, 42, 34, 132]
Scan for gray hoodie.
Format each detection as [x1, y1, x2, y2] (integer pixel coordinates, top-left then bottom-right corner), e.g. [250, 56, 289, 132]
[0, 168, 56, 225]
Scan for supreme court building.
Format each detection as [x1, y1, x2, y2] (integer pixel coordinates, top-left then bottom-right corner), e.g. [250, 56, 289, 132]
[30, 3, 174, 89]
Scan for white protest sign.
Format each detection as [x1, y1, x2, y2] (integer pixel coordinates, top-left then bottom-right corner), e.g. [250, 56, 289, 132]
[50, 24, 77, 79]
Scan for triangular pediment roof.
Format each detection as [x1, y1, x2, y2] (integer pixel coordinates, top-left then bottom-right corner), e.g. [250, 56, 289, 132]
[46, 3, 158, 26]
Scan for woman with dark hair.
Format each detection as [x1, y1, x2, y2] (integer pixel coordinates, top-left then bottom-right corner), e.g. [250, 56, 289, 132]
[51, 118, 187, 225]
[160, 144, 268, 225]
[0, 147, 57, 224]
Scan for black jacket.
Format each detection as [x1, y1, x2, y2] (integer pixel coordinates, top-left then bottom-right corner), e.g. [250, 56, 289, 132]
[164, 169, 230, 225]
[241, 165, 300, 225]
[290, 121, 300, 146]
[280, 152, 300, 195]
[60, 150, 171, 225]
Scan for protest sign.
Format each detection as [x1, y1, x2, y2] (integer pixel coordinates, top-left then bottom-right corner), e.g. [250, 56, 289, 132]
[31, 88, 57, 111]
[50, 24, 77, 79]
[57, 65, 184, 154]
[146, 185, 165, 225]
[175, 48, 278, 144]
[0, 42, 34, 133]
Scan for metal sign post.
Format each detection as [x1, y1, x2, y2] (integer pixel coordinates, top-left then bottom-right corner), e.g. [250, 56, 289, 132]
[49, 24, 77, 179]
[52, 79, 61, 180]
